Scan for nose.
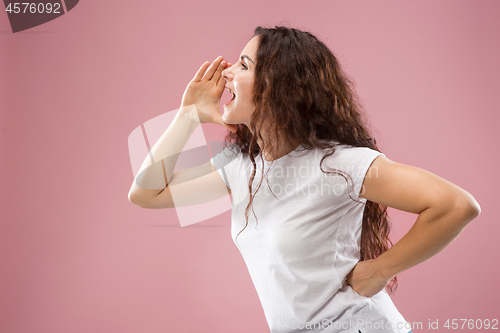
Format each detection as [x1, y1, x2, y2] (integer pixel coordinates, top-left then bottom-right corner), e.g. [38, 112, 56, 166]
[222, 66, 233, 82]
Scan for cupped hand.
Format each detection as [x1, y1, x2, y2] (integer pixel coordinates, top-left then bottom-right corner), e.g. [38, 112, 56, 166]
[345, 259, 391, 297]
[180, 56, 237, 133]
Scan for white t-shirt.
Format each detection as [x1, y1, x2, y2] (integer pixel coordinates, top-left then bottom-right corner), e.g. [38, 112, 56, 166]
[211, 142, 410, 333]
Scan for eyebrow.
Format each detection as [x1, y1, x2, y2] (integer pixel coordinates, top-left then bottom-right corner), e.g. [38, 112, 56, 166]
[241, 55, 254, 64]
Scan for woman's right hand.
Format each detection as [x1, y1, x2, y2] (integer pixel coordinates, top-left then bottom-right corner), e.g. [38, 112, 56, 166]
[180, 56, 237, 133]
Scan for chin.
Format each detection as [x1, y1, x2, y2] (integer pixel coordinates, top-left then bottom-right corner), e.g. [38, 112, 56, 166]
[223, 106, 250, 126]
[222, 111, 237, 125]
[221, 113, 232, 124]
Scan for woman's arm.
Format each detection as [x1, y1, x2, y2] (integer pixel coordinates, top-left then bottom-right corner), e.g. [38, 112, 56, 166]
[128, 106, 200, 203]
[128, 56, 236, 207]
[346, 155, 481, 296]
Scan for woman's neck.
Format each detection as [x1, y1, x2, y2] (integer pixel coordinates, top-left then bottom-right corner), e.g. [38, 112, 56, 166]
[257, 136, 301, 162]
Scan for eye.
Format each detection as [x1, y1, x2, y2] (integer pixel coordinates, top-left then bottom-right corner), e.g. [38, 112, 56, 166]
[241, 62, 248, 70]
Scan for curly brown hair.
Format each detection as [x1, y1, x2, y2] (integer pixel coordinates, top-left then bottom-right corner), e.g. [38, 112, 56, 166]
[223, 25, 397, 294]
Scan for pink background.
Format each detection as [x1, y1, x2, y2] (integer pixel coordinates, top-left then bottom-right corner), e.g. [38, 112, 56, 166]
[1, 1, 498, 332]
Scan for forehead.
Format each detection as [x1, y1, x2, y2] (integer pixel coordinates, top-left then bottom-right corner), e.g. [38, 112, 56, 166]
[240, 36, 260, 57]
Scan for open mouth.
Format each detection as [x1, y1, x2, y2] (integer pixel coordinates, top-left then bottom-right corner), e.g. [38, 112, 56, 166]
[223, 87, 236, 107]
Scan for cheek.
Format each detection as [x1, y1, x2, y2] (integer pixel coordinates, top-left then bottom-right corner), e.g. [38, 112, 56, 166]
[240, 84, 254, 103]
[234, 77, 253, 101]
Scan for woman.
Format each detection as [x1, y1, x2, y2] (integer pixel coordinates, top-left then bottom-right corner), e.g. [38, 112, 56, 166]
[128, 26, 480, 333]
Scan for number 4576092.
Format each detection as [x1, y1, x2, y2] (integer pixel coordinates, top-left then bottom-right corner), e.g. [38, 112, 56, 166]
[443, 318, 498, 330]
[5, 2, 61, 14]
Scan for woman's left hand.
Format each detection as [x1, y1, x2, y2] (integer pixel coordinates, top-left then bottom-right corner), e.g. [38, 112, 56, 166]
[345, 259, 391, 297]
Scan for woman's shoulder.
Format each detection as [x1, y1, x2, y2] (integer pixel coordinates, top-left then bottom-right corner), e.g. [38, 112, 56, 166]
[311, 140, 381, 154]
[211, 143, 243, 169]
[315, 141, 385, 165]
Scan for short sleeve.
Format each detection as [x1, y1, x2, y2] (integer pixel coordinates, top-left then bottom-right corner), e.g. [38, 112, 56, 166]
[328, 145, 385, 201]
[355, 148, 385, 201]
[210, 144, 241, 190]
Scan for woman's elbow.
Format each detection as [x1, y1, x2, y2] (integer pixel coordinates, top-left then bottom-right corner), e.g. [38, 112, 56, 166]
[128, 189, 150, 208]
[128, 191, 143, 207]
[466, 194, 481, 219]
[456, 192, 481, 222]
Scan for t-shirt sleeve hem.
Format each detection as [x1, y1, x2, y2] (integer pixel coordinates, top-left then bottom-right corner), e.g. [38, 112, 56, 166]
[211, 157, 231, 190]
[355, 150, 385, 202]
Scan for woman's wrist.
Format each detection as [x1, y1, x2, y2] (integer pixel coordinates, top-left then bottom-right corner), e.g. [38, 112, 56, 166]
[373, 256, 398, 282]
[177, 104, 201, 127]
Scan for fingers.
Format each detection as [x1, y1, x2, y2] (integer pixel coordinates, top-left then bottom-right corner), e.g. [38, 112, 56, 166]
[213, 60, 227, 85]
[202, 56, 224, 82]
[216, 61, 228, 90]
[194, 57, 231, 85]
[193, 61, 210, 82]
